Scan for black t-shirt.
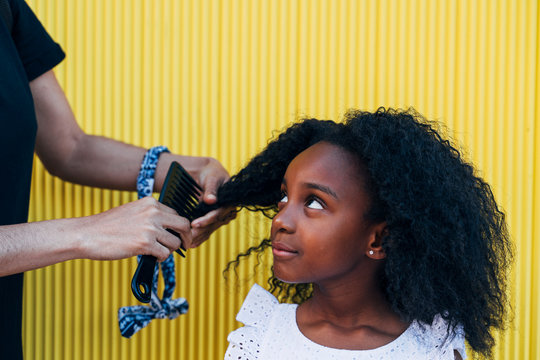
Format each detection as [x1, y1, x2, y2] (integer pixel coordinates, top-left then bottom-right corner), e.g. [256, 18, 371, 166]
[0, 0, 65, 358]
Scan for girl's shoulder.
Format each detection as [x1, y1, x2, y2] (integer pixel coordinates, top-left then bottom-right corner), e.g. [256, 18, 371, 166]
[404, 315, 467, 359]
[234, 283, 283, 327]
[225, 284, 298, 359]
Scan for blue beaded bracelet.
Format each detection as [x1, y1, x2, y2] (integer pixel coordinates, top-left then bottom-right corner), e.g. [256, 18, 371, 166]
[136, 146, 170, 198]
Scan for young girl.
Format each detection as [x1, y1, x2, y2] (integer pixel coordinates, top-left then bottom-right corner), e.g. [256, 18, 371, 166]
[201, 108, 512, 359]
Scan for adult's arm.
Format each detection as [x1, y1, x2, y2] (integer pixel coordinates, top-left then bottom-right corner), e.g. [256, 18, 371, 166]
[32, 70, 226, 196]
[30, 70, 234, 248]
[0, 197, 188, 276]
[0, 68, 236, 276]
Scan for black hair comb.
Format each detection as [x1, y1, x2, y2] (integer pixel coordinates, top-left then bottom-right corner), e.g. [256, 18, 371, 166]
[131, 161, 204, 303]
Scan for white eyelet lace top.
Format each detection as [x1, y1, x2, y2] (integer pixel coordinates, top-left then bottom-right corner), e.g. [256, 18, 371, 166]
[225, 284, 467, 360]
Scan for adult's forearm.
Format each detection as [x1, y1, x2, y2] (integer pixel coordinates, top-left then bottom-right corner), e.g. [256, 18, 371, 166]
[31, 70, 215, 192]
[46, 134, 145, 190]
[29, 70, 234, 250]
[50, 134, 214, 192]
[0, 219, 81, 276]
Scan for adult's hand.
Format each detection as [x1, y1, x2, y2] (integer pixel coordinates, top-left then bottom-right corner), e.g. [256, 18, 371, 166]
[75, 196, 191, 261]
[182, 157, 237, 248]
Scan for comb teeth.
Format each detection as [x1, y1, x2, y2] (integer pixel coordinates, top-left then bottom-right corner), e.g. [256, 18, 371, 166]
[175, 165, 203, 191]
[169, 163, 202, 191]
[163, 189, 199, 220]
[168, 176, 201, 199]
[159, 162, 203, 221]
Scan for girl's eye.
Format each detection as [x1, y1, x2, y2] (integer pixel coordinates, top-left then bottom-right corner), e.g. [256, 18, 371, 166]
[306, 198, 324, 210]
[279, 194, 288, 203]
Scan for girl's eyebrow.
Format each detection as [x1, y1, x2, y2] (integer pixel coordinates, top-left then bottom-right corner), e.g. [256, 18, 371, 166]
[282, 179, 338, 200]
[304, 182, 338, 199]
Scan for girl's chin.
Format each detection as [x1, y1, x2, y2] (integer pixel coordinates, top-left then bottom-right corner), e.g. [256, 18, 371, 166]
[273, 271, 306, 284]
[276, 278, 297, 284]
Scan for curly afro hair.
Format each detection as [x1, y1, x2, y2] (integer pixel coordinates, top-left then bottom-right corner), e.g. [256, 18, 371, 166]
[197, 107, 512, 358]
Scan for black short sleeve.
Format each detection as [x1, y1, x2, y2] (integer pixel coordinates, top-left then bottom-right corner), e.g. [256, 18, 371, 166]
[9, 0, 65, 81]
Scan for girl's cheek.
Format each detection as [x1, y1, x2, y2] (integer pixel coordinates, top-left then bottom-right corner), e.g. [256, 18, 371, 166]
[270, 221, 278, 238]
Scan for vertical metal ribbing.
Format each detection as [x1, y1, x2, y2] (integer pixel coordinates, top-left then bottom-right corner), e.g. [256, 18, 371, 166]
[22, 1, 538, 359]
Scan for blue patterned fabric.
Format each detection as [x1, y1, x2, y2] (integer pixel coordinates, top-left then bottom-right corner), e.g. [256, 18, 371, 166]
[136, 145, 169, 198]
[118, 146, 189, 338]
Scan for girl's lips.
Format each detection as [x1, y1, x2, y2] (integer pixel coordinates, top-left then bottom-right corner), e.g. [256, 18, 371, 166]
[272, 242, 298, 258]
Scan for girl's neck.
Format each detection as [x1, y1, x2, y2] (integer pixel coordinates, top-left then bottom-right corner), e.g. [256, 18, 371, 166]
[305, 278, 393, 326]
[294, 272, 410, 350]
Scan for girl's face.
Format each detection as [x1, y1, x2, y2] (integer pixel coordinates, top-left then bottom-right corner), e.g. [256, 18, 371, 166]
[271, 141, 379, 286]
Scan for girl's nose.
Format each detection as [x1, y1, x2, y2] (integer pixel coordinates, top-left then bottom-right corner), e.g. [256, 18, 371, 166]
[272, 204, 296, 234]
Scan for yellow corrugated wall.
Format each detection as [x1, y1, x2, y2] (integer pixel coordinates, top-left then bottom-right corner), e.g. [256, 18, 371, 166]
[21, 0, 538, 359]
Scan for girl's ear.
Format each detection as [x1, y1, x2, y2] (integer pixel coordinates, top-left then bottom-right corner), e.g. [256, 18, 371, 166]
[366, 222, 387, 260]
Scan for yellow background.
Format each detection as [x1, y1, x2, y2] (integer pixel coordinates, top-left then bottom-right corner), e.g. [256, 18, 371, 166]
[23, 0, 538, 359]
